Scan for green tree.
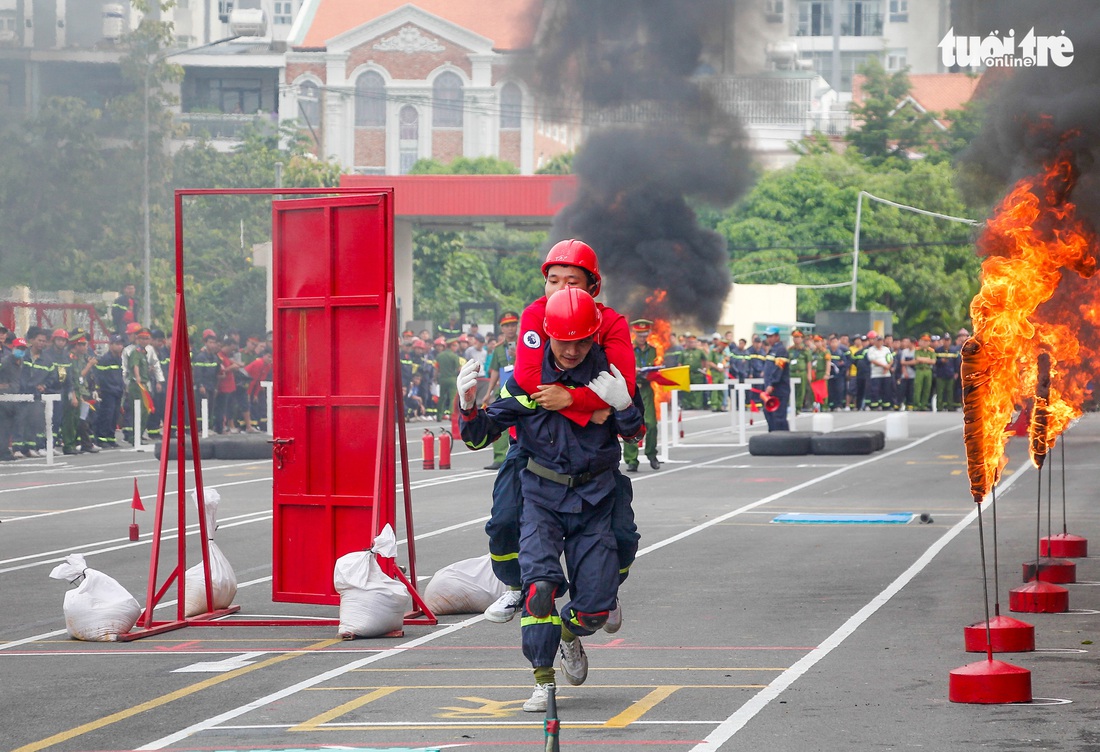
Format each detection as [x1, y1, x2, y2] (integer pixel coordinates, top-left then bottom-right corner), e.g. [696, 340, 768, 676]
[716, 152, 979, 334]
[404, 155, 547, 324]
[846, 59, 938, 167]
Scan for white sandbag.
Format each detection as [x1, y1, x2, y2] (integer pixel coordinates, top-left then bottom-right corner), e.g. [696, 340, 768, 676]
[184, 488, 238, 617]
[423, 554, 508, 615]
[334, 525, 410, 639]
[49, 554, 140, 641]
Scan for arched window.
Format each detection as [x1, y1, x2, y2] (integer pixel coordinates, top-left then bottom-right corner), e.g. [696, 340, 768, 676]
[297, 80, 321, 128]
[355, 71, 385, 127]
[432, 71, 463, 127]
[399, 105, 420, 173]
[500, 82, 521, 129]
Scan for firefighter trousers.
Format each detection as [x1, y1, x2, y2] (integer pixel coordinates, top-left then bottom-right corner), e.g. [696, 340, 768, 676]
[485, 443, 639, 587]
[519, 491, 618, 669]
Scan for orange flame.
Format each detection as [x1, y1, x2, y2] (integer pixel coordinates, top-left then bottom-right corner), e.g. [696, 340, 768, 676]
[966, 149, 1098, 493]
[644, 289, 673, 414]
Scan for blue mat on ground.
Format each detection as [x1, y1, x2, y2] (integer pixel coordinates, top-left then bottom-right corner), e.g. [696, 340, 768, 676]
[771, 512, 916, 524]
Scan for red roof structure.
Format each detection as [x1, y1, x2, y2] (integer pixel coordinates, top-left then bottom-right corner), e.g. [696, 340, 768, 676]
[851, 71, 984, 128]
[299, 0, 544, 50]
[340, 174, 576, 227]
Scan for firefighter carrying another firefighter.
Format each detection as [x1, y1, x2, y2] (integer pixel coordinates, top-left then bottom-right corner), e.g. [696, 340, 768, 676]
[458, 286, 645, 713]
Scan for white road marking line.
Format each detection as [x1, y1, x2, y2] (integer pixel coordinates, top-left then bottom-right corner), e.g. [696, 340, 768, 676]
[135, 427, 960, 749]
[173, 652, 266, 673]
[690, 455, 1031, 751]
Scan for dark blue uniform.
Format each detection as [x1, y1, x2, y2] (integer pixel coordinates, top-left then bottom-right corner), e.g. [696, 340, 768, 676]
[762, 341, 790, 432]
[94, 352, 125, 447]
[461, 343, 643, 669]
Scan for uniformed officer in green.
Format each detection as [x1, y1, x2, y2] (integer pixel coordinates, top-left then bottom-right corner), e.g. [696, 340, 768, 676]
[679, 333, 706, 409]
[623, 319, 660, 471]
[480, 311, 519, 470]
[912, 334, 936, 410]
[435, 337, 463, 421]
[60, 329, 99, 454]
[124, 327, 153, 443]
[787, 330, 809, 412]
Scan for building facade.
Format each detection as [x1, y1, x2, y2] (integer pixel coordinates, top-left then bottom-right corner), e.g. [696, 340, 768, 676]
[282, 0, 576, 175]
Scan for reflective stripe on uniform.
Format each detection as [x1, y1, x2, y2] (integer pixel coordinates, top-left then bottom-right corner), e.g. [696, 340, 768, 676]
[521, 614, 563, 627]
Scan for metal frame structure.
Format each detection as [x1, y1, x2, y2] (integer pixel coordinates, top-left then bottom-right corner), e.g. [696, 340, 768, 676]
[120, 187, 434, 640]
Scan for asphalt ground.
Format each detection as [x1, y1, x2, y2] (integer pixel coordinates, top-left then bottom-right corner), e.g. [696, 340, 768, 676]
[3, 408, 1100, 752]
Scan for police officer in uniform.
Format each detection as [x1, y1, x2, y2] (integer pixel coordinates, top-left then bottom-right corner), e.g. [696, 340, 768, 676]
[622, 319, 660, 472]
[787, 329, 808, 413]
[60, 329, 99, 454]
[761, 325, 790, 432]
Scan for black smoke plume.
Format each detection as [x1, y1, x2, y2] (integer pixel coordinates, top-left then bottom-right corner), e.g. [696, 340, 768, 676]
[527, 0, 753, 329]
[956, 0, 1100, 230]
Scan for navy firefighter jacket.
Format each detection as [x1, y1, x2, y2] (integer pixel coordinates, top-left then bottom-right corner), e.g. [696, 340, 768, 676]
[763, 341, 791, 398]
[460, 342, 643, 514]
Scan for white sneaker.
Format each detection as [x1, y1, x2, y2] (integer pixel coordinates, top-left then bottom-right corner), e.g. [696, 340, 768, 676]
[558, 637, 588, 685]
[484, 589, 524, 623]
[523, 682, 554, 712]
[603, 599, 622, 633]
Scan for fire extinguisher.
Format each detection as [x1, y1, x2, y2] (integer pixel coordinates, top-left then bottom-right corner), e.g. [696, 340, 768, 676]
[438, 429, 452, 470]
[422, 429, 435, 470]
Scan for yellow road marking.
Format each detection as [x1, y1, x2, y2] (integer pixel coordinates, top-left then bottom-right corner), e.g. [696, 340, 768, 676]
[604, 685, 680, 728]
[13, 638, 340, 752]
[951, 469, 963, 475]
[291, 687, 401, 731]
[937, 455, 959, 459]
[437, 696, 528, 718]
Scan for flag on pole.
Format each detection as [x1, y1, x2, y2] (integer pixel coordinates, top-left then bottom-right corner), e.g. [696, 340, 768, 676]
[131, 478, 145, 512]
[138, 383, 155, 415]
[641, 365, 690, 390]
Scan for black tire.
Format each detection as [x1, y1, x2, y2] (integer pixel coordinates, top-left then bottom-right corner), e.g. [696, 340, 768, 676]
[213, 436, 272, 461]
[748, 431, 817, 456]
[869, 429, 885, 450]
[811, 431, 878, 455]
[155, 439, 215, 460]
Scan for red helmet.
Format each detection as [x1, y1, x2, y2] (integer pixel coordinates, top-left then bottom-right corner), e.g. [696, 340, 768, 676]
[12, 337, 27, 348]
[52, 328, 68, 339]
[541, 239, 602, 296]
[544, 287, 602, 342]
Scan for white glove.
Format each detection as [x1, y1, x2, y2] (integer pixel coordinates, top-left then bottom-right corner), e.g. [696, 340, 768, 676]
[457, 359, 481, 410]
[589, 364, 632, 411]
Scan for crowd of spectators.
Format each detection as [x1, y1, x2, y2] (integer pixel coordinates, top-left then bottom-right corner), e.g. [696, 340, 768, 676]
[664, 327, 970, 414]
[399, 324, 509, 421]
[0, 317, 273, 461]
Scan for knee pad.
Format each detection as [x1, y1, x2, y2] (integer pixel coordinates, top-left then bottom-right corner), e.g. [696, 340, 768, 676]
[569, 609, 608, 633]
[524, 580, 558, 619]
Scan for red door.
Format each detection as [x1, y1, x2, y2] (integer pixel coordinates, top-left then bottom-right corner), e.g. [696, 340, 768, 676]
[271, 192, 396, 604]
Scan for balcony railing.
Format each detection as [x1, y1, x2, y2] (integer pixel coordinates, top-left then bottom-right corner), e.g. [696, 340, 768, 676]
[175, 111, 278, 140]
[796, 12, 883, 37]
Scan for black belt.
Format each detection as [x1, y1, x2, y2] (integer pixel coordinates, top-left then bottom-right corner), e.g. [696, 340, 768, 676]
[525, 457, 612, 488]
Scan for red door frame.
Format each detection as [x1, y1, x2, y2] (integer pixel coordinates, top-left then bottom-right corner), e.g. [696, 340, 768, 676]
[120, 187, 434, 640]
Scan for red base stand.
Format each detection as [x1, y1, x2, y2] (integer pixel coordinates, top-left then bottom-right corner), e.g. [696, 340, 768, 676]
[1022, 557, 1076, 584]
[1009, 580, 1069, 613]
[1041, 533, 1088, 558]
[964, 615, 1035, 653]
[949, 659, 1032, 703]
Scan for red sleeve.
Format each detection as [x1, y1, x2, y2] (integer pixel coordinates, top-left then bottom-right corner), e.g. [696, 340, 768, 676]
[514, 297, 548, 396]
[560, 306, 636, 421]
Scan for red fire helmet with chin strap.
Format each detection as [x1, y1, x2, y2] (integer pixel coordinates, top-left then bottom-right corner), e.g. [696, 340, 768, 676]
[541, 239, 602, 296]
[544, 287, 602, 342]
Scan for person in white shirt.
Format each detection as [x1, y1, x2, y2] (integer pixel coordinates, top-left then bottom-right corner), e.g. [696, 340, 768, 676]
[864, 332, 893, 411]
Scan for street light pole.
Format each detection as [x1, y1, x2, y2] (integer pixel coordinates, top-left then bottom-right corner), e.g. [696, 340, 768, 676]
[142, 35, 240, 327]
